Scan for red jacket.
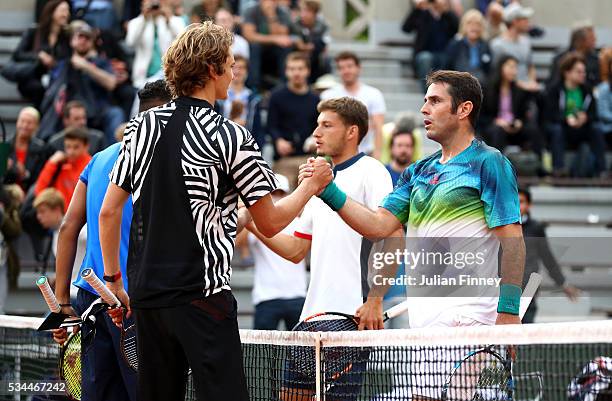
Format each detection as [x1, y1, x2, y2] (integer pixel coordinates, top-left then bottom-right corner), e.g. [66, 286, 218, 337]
[34, 153, 92, 206]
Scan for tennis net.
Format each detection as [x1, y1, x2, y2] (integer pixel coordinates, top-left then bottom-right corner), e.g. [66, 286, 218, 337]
[1, 315, 611, 400]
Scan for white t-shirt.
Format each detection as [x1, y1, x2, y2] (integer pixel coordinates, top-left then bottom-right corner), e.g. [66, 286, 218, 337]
[233, 34, 250, 60]
[321, 84, 386, 154]
[248, 219, 307, 305]
[294, 154, 393, 320]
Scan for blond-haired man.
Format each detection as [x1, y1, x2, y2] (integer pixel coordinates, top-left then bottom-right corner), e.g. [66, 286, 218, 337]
[99, 22, 331, 401]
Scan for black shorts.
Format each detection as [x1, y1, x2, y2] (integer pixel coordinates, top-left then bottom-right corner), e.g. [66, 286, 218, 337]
[134, 290, 248, 401]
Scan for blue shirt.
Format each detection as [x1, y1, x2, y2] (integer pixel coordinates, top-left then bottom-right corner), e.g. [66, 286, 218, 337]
[72, 143, 133, 294]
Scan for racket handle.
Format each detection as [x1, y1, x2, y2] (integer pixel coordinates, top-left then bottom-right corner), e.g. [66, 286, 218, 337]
[36, 276, 61, 313]
[81, 268, 121, 307]
[519, 272, 542, 320]
[383, 300, 410, 321]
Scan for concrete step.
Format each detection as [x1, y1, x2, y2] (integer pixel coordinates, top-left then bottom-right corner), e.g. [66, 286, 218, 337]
[0, 103, 29, 122]
[358, 60, 403, 78]
[362, 77, 421, 94]
[0, 36, 21, 53]
[0, 77, 22, 101]
[328, 41, 413, 62]
[0, 11, 33, 34]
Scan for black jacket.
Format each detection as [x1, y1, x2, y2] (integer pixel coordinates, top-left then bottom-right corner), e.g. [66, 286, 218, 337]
[481, 81, 531, 127]
[521, 215, 566, 288]
[542, 81, 596, 125]
[12, 27, 71, 71]
[402, 8, 458, 55]
[3, 135, 50, 190]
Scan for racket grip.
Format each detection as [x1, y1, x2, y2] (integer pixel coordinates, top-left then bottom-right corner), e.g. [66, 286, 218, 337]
[36, 276, 61, 313]
[384, 300, 410, 320]
[81, 268, 121, 307]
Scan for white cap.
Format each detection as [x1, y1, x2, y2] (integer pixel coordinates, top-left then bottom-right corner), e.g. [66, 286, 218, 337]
[273, 174, 291, 194]
[503, 3, 534, 23]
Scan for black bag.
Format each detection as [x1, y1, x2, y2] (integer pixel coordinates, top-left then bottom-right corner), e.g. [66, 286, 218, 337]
[0, 60, 38, 83]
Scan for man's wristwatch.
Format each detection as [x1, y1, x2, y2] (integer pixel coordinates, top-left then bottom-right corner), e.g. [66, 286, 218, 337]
[103, 271, 122, 282]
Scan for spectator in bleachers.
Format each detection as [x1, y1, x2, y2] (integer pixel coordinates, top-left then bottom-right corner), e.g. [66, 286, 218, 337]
[596, 55, 612, 154]
[481, 55, 540, 155]
[43, 21, 125, 144]
[221, 55, 264, 146]
[241, 0, 294, 90]
[386, 130, 415, 185]
[168, 0, 189, 24]
[71, 0, 117, 32]
[33, 188, 65, 256]
[4, 107, 48, 192]
[543, 52, 606, 177]
[8, 0, 71, 108]
[47, 101, 107, 154]
[290, 0, 331, 83]
[190, 0, 229, 23]
[321, 51, 386, 158]
[93, 26, 137, 119]
[490, 3, 540, 92]
[268, 52, 319, 188]
[518, 187, 580, 324]
[2, 184, 24, 291]
[34, 127, 92, 206]
[401, 0, 459, 92]
[549, 23, 600, 88]
[445, 9, 492, 84]
[125, 0, 185, 89]
[484, 2, 505, 40]
[215, 7, 250, 59]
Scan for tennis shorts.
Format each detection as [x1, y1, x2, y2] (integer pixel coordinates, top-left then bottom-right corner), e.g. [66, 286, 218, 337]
[282, 348, 370, 401]
[133, 290, 248, 401]
[410, 313, 489, 400]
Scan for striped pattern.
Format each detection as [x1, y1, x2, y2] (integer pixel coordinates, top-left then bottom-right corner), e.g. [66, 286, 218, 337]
[110, 101, 277, 296]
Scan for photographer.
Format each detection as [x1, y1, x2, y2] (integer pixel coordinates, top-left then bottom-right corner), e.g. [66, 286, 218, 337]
[125, 0, 185, 88]
[402, 0, 459, 91]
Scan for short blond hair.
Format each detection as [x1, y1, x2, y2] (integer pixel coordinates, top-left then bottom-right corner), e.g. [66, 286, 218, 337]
[33, 188, 65, 213]
[163, 22, 233, 98]
[459, 9, 485, 38]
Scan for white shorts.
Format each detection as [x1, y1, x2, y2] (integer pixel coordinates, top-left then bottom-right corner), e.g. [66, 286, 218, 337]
[410, 312, 491, 400]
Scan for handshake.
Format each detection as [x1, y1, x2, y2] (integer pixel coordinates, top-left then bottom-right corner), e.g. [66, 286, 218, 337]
[298, 156, 332, 193]
[298, 157, 347, 212]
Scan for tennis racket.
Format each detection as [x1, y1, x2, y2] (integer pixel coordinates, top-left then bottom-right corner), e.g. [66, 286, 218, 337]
[288, 300, 411, 380]
[37, 276, 82, 401]
[439, 272, 543, 401]
[59, 331, 82, 401]
[80, 268, 138, 372]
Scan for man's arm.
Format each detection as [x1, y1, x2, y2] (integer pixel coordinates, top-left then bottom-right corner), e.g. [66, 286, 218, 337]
[248, 159, 331, 237]
[246, 221, 311, 263]
[54, 181, 87, 306]
[241, 23, 291, 46]
[371, 113, 385, 160]
[71, 55, 117, 92]
[494, 223, 525, 325]
[338, 202, 403, 240]
[298, 160, 403, 239]
[99, 183, 131, 321]
[356, 227, 405, 330]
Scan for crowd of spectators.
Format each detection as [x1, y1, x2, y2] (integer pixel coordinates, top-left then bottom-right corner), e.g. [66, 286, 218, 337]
[403, 0, 611, 178]
[0, 0, 611, 312]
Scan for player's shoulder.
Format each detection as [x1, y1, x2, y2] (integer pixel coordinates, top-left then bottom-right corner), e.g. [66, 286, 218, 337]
[472, 139, 511, 165]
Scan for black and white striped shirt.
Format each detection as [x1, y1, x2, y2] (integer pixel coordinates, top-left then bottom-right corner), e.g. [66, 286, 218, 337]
[110, 97, 277, 307]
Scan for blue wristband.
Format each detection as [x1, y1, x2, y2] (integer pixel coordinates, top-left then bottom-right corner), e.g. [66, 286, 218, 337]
[318, 181, 347, 211]
[497, 283, 522, 315]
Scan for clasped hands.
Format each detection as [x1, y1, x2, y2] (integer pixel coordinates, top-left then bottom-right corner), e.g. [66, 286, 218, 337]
[298, 156, 333, 195]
